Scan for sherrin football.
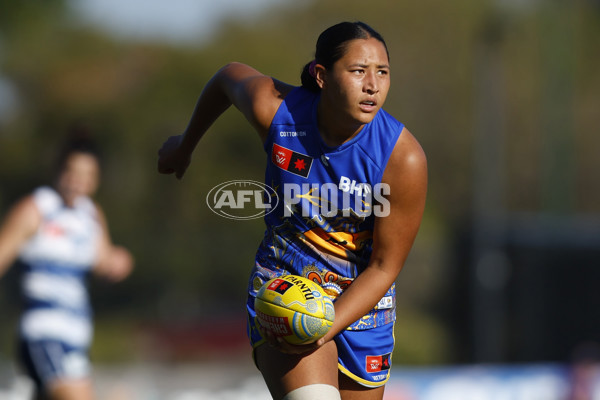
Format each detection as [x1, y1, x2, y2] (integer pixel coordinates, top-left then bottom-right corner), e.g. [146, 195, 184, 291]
[255, 275, 335, 345]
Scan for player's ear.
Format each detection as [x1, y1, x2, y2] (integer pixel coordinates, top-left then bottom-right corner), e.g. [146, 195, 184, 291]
[314, 64, 326, 90]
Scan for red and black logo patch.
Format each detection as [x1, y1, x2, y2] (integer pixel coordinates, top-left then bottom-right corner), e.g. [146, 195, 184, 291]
[267, 278, 293, 295]
[271, 143, 313, 178]
[365, 353, 391, 373]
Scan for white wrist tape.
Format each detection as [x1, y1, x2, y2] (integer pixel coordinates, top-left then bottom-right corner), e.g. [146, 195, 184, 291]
[282, 384, 341, 400]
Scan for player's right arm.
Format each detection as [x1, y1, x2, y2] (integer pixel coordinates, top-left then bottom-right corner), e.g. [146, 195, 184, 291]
[92, 205, 134, 282]
[158, 62, 293, 179]
[0, 196, 41, 277]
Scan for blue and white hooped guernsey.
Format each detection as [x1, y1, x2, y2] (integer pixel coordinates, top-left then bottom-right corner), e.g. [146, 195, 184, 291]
[18, 186, 100, 349]
[248, 86, 404, 331]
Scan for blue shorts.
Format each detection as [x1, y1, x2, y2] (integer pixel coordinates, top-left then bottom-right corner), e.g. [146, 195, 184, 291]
[335, 323, 394, 387]
[248, 314, 395, 388]
[18, 339, 91, 389]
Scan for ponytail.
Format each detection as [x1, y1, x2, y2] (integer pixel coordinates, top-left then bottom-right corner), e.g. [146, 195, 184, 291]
[300, 61, 320, 93]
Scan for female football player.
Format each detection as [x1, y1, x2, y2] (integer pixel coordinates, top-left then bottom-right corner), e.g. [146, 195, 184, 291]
[158, 21, 427, 400]
[0, 132, 133, 400]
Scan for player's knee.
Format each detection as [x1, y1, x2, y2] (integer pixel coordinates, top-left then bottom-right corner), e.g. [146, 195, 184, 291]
[282, 384, 341, 400]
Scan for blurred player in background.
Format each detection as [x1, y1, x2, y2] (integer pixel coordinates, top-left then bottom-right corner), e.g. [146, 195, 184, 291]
[158, 21, 427, 400]
[0, 130, 133, 400]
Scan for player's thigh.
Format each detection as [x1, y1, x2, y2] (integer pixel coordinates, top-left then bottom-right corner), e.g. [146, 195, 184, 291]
[47, 379, 94, 400]
[255, 340, 339, 400]
[338, 372, 385, 400]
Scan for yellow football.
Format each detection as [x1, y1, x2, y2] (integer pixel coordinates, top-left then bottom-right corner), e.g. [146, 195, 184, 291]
[255, 275, 335, 344]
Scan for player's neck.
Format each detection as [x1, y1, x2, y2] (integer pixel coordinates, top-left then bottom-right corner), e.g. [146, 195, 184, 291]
[317, 105, 363, 148]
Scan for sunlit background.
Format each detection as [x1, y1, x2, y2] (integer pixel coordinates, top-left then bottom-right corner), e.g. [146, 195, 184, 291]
[1, 0, 599, 399]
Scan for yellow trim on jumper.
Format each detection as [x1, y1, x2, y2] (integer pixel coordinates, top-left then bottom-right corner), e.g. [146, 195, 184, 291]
[303, 228, 372, 258]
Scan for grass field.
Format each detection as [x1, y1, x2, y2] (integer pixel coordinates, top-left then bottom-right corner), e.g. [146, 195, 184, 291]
[1, 358, 579, 400]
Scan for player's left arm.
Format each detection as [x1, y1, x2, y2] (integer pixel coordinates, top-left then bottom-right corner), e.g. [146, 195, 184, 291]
[321, 127, 428, 342]
[92, 205, 134, 282]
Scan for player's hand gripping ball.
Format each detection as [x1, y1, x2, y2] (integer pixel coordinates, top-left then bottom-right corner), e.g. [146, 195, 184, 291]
[255, 275, 335, 345]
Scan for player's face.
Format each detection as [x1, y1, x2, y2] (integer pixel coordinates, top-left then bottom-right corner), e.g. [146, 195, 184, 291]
[57, 152, 100, 206]
[319, 37, 390, 130]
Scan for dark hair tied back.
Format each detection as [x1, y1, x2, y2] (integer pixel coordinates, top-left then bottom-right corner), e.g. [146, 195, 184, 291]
[300, 21, 389, 93]
[56, 123, 102, 172]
